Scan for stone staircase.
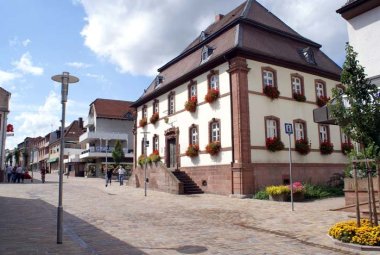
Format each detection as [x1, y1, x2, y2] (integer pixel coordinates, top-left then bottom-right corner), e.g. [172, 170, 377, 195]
[172, 171, 204, 195]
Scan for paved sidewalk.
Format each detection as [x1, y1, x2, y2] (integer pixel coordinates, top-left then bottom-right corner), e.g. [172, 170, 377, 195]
[0, 173, 372, 254]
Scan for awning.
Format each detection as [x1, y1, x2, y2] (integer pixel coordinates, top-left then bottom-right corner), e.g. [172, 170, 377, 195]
[47, 157, 58, 163]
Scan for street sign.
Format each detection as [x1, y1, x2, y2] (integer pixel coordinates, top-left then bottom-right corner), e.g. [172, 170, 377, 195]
[285, 123, 293, 135]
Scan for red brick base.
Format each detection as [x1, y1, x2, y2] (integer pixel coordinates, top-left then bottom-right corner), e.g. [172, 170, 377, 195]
[180, 165, 232, 195]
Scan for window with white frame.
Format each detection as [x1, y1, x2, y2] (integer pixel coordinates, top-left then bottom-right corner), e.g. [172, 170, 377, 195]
[190, 126, 198, 145]
[210, 121, 220, 142]
[142, 106, 147, 118]
[316, 82, 325, 97]
[153, 135, 159, 151]
[319, 125, 329, 142]
[295, 122, 305, 140]
[292, 77, 302, 94]
[168, 93, 175, 115]
[266, 119, 278, 138]
[190, 84, 197, 98]
[263, 70, 274, 87]
[153, 100, 159, 114]
[210, 74, 219, 90]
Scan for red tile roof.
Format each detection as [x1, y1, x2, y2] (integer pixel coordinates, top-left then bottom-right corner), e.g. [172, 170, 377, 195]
[92, 98, 134, 120]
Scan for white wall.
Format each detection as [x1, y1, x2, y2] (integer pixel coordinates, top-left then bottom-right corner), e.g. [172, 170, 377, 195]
[347, 6, 380, 80]
[247, 60, 348, 164]
[136, 62, 232, 167]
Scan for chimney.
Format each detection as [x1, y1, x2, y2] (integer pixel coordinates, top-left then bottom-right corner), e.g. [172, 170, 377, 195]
[78, 117, 83, 129]
[215, 14, 224, 22]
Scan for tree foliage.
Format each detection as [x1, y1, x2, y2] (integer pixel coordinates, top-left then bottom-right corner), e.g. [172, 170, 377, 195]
[112, 140, 125, 165]
[331, 43, 380, 147]
[13, 148, 20, 165]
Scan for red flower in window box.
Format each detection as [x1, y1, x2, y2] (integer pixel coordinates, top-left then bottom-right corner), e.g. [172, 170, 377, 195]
[150, 112, 159, 124]
[320, 141, 334, 155]
[295, 139, 310, 155]
[205, 141, 221, 155]
[186, 144, 199, 157]
[265, 137, 284, 152]
[341, 142, 354, 155]
[316, 95, 330, 107]
[293, 92, 306, 102]
[263, 86, 280, 99]
[149, 150, 161, 162]
[139, 118, 147, 127]
[205, 89, 219, 103]
[185, 96, 197, 112]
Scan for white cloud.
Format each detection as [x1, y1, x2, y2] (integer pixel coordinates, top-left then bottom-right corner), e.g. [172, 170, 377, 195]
[22, 39, 31, 47]
[79, 0, 348, 76]
[66, 62, 91, 69]
[12, 52, 44, 76]
[0, 70, 19, 85]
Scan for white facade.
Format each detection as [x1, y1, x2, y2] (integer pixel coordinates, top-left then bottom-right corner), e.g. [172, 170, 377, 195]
[136, 63, 232, 167]
[346, 6, 380, 85]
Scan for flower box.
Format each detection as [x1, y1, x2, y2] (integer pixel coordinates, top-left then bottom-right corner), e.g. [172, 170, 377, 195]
[263, 86, 280, 99]
[266, 137, 284, 152]
[150, 112, 159, 124]
[316, 95, 330, 107]
[149, 150, 161, 163]
[139, 118, 147, 127]
[185, 144, 199, 157]
[293, 92, 306, 102]
[341, 142, 354, 155]
[185, 96, 197, 112]
[320, 141, 334, 155]
[269, 193, 288, 202]
[205, 141, 221, 155]
[266, 185, 290, 201]
[295, 139, 310, 155]
[205, 89, 219, 103]
[289, 182, 305, 202]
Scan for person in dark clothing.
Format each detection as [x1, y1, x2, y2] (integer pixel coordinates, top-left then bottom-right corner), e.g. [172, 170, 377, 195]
[105, 168, 113, 187]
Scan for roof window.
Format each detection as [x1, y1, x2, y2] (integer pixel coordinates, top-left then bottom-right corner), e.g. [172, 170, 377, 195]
[299, 47, 316, 65]
[201, 46, 214, 63]
[200, 31, 208, 42]
[155, 76, 164, 89]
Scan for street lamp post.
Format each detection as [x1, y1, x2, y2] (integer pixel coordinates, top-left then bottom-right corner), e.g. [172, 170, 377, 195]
[51, 72, 79, 244]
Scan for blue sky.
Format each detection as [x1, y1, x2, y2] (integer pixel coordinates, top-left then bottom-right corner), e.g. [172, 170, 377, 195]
[0, 0, 347, 149]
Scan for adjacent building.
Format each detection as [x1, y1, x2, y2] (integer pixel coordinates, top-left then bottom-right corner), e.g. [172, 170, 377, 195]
[131, 0, 348, 196]
[0, 87, 11, 174]
[79, 99, 135, 177]
[337, 0, 380, 86]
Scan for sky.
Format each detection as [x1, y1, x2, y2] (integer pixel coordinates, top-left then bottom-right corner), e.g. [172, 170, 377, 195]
[0, 0, 348, 150]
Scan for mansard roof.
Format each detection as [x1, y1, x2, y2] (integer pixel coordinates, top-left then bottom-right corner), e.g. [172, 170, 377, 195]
[91, 98, 134, 120]
[132, 0, 342, 107]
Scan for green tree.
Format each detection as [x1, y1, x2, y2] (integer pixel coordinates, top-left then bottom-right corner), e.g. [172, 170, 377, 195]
[112, 140, 125, 165]
[331, 43, 380, 148]
[22, 148, 29, 167]
[14, 148, 20, 166]
[5, 152, 12, 165]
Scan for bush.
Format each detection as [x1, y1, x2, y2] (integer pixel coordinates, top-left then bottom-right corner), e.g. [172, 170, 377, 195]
[329, 219, 380, 246]
[303, 183, 343, 199]
[254, 190, 269, 200]
[266, 185, 290, 196]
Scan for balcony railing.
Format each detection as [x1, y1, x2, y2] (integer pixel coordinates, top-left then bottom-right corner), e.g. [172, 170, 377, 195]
[84, 116, 94, 127]
[81, 146, 133, 155]
[79, 131, 129, 143]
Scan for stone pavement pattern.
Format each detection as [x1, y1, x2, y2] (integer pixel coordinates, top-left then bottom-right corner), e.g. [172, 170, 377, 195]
[0, 173, 375, 255]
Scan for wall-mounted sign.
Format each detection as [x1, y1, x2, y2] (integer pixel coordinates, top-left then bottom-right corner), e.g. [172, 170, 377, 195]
[6, 124, 14, 136]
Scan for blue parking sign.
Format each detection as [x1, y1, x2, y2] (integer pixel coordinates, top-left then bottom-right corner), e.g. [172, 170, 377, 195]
[285, 123, 293, 134]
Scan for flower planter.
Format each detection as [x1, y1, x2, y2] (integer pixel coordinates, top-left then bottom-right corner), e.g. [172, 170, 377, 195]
[186, 144, 199, 157]
[263, 86, 280, 99]
[292, 192, 305, 202]
[266, 137, 284, 152]
[320, 141, 334, 155]
[293, 92, 306, 102]
[205, 141, 221, 155]
[185, 97, 197, 112]
[139, 118, 147, 128]
[295, 139, 310, 155]
[269, 193, 288, 202]
[205, 89, 219, 103]
[150, 112, 159, 124]
[316, 96, 330, 107]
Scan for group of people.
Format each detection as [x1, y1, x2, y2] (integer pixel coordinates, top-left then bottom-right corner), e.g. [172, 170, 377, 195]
[105, 165, 126, 187]
[5, 164, 31, 183]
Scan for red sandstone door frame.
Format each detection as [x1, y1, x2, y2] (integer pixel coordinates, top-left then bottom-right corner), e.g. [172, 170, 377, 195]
[164, 127, 180, 170]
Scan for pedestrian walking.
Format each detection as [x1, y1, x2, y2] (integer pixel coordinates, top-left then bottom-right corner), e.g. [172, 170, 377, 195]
[21, 166, 26, 183]
[105, 168, 113, 187]
[16, 165, 23, 183]
[12, 166, 17, 183]
[40, 166, 46, 183]
[5, 165, 12, 183]
[118, 165, 126, 186]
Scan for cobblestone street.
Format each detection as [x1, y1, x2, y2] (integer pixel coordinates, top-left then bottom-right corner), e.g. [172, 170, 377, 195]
[0, 173, 372, 255]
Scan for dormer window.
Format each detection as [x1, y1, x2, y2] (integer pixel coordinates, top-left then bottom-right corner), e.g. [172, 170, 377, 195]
[299, 47, 316, 65]
[201, 46, 214, 63]
[155, 76, 164, 89]
[200, 31, 208, 42]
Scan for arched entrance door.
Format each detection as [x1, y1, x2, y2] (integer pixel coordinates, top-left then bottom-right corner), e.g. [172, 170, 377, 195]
[165, 127, 179, 169]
